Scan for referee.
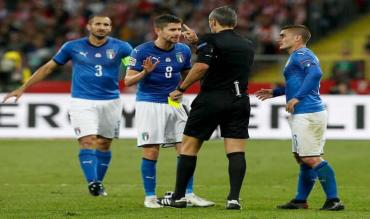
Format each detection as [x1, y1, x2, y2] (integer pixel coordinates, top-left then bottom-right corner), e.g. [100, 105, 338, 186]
[159, 6, 255, 209]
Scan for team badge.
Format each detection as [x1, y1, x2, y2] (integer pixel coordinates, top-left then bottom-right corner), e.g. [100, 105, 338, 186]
[176, 53, 184, 63]
[165, 57, 171, 62]
[106, 49, 116, 59]
[95, 53, 102, 58]
[142, 132, 149, 141]
[128, 56, 136, 66]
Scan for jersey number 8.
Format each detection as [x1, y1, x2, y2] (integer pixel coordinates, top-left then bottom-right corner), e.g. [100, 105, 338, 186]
[165, 66, 172, 78]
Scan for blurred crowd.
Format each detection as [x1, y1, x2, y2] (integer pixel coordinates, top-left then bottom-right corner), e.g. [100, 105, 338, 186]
[0, 0, 369, 92]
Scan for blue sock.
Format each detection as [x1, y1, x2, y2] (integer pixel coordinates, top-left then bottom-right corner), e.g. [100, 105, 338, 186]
[295, 163, 317, 201]
[96, 150, 112, 182]
[141, 158, 156, 196]
[178, 156, 194, 194]
[314, 161, 338, 199]
[78, 149, 97, 183]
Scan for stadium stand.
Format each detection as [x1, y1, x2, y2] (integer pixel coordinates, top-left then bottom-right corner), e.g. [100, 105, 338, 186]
[0, 0, 369, 94]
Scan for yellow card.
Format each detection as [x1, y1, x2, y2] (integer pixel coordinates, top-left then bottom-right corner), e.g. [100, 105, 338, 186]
[168, 97, 181, 108]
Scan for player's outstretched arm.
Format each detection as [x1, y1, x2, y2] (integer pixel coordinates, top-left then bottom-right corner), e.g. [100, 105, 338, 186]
[2, 60, 58, 103]
[124, 56, 159, 86]
[255, 89, 274, 101]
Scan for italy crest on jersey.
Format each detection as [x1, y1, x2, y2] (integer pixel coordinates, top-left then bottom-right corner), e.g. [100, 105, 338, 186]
[142, 132, 149, 141]
[176, 52, 184, 63]
[106, 49, 116, 59]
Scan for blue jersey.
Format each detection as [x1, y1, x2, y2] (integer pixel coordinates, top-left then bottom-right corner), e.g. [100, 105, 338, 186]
[273, 47, 325, 114]
[128, 41, 192, 103]
[53, 37, 132, 100]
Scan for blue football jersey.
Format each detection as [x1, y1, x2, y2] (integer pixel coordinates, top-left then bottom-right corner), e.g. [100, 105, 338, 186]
[53, 37, 132, 100]
[282, 47, 325, 114]
[128, 41, 192, 103]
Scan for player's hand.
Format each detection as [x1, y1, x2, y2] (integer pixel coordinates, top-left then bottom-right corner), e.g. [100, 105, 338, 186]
[169, 90, 183, 102]
[142, 56, 160, 74]
[255, 89, 273, 101]
[286, 98, 299, 113]
[2, 88, 25, 103]
[182, 24, 198, 45]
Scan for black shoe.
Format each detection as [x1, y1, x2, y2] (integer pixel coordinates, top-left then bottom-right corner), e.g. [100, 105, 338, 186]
[97, 182, 108, 196]
[226, 200, 242, 210]
[157, 196, 187, 208]
[320, 199, 344, 211]
[88, 181, 100, 196]
[277, 199, 308, 209]
[88, 181, 107, 196]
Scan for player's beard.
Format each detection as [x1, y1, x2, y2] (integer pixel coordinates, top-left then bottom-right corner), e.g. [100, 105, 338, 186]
[92, 32, 107, 40]
[167, 36, 180, 43]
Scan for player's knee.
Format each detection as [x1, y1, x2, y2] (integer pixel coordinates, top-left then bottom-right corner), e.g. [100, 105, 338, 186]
[142, 145, 160, 160]
[96, 142, 111, 151]
[78, 135, 97, 149]
[96, 138, 112, 151]
[301, 156, 322, 168]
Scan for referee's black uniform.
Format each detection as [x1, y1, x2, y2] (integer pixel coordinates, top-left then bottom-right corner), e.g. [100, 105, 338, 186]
[184, 29, 255, 140]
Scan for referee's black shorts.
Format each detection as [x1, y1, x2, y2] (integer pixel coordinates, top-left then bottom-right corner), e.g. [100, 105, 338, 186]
[184, 90, 250, 140]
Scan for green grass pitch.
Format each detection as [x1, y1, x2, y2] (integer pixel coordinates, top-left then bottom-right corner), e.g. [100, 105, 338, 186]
[0, 139, 369, 218]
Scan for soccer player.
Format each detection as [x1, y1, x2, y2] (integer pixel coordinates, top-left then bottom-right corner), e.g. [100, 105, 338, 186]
[256, 25, 345, 211]
[2, 15, 132, 196]
[124, 14, 214, 208]
[158, 6, 255, 210]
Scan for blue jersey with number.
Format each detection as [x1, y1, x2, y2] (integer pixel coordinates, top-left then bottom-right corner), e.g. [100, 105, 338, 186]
[128, 41, 192, 103]
[273, 47, 325, 114]
[53, 37, 132, 100]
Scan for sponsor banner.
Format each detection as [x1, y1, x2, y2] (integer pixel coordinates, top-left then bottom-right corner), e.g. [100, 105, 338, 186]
[0, 94, 369, 139]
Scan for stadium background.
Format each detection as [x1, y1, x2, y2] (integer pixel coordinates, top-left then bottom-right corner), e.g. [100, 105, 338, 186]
[1, 0, 370, 218]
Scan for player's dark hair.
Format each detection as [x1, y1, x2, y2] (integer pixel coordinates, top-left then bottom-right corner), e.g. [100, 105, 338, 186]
[282, 25, 311, 44]
[153, 14, 182, 29]
[209, 6, 237, 27]
[88, 14, 112, 25]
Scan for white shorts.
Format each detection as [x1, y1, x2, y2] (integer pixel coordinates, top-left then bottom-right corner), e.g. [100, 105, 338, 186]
[69, 98, 122, 139]
[288, 110, 327, 157]
[135, 101, 188, 147]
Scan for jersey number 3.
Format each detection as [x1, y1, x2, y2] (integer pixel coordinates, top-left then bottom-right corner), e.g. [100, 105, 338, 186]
[95, 65, 103, 77]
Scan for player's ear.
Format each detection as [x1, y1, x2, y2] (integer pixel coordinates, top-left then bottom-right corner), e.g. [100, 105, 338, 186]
[154, 27, 161, 35]
[296, 34, 302, 43]
[86, 23, 91, 32]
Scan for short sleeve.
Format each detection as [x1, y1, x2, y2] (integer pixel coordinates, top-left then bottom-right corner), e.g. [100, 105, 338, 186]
[127, 47, 144, 72]
[183, 44, 192, 70]
[121, 42, 133, 58]
[53, 42, 72, 65]
[296, 54, 319, 69]
[196, 34, 215, 65]
[120, 42, 133, 67]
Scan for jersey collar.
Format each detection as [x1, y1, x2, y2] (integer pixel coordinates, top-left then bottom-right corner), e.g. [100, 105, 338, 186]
[86, 37, 110, 48]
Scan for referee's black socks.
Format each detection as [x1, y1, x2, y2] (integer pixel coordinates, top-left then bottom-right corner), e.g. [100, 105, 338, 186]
[227, 152, 246, 201]
[173, 154, 197, 200]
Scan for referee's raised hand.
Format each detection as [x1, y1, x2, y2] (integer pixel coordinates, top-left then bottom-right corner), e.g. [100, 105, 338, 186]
[182, 24, 198, 45]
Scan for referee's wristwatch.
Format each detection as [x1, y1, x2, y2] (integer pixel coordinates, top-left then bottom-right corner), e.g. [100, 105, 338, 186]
[176, 85, 186, 93]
